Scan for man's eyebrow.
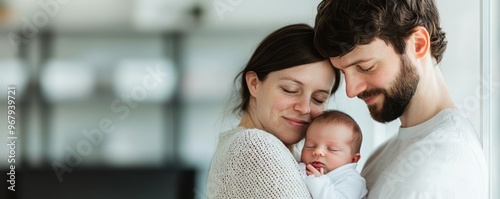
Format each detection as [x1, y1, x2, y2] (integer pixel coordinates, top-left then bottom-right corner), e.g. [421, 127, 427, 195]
[341, 58, 375, 68]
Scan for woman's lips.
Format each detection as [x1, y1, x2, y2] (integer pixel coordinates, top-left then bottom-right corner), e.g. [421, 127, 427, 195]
[284, 117, 309, 127]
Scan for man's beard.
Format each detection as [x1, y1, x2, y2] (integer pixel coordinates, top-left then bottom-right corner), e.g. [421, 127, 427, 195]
[358, 55, 419, 123]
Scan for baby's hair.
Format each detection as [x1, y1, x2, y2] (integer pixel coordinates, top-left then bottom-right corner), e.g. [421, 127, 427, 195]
[309, 110, 362, 154]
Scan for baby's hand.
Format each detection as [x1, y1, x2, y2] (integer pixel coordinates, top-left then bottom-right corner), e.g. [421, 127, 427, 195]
[306, 164, 324, 177]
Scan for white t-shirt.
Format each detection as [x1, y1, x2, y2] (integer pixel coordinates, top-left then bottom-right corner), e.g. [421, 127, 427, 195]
[299, 163, 368, 199]
[361, 108, 488, 199]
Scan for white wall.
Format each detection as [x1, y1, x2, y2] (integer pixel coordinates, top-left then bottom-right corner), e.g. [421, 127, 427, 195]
[489, 0, 499, 198]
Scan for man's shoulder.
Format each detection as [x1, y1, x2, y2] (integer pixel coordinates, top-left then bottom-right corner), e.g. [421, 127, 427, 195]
[424, 109, 481, 148]
[430, 108, 476, 135]
[363, 109, 487, 198]
[409, 108, 479, 149]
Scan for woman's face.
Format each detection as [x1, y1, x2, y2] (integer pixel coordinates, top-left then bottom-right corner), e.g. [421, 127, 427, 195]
[246, 60, 336, 146]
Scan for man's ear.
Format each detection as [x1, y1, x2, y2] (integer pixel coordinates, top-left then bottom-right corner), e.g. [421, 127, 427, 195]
[351, 153, 361, 163]
[245, 71, 260, 97]
[410, 26, 430, 60]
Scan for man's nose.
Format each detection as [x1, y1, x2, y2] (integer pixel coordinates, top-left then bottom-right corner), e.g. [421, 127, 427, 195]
[344, 73, 367, 98]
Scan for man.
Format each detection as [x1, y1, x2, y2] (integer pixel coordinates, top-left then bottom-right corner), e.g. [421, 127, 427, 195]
[314, 0, 488, 198]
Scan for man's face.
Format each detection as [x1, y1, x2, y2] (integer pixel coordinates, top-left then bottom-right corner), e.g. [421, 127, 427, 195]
[330, 38, 419, 123]
[357, 55, 419, 122]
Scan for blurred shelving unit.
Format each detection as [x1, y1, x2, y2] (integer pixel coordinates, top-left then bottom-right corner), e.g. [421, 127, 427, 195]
[0, 0, 337, 198]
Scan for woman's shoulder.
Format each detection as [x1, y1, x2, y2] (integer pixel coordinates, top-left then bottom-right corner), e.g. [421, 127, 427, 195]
[217, 127, 292, 159]
[208, 128, 310, 198]
[228, 127, 286, 150]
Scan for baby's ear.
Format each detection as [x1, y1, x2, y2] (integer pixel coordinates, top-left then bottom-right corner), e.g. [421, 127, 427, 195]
[351, 153, 361, 163]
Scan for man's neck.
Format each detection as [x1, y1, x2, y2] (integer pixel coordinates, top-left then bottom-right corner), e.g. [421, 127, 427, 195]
[399, 65, 456, 127]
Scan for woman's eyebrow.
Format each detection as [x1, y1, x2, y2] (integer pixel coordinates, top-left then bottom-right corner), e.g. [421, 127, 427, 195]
[280, 77, 331, 94]
[280, 76, 303, 85]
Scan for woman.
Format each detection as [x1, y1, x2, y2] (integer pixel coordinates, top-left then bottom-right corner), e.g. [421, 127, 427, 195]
[206, 24, 340, 198]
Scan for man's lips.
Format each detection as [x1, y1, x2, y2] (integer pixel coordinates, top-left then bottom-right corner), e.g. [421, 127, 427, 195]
[362, 95, 377, 104]
[358, 90, 383, 105]
[283, 117, 309, 127]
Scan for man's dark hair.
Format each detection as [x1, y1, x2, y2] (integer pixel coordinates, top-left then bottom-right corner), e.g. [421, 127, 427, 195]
[314, 0, 447, 63]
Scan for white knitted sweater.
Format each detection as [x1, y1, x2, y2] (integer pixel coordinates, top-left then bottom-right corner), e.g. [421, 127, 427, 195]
[206, 127, 312, 198]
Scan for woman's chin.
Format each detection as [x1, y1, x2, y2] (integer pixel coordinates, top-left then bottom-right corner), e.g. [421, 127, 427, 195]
[282, 137, 303, 146]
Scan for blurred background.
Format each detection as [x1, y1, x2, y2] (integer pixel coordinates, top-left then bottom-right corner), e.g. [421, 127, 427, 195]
[0, 0, 498, 198]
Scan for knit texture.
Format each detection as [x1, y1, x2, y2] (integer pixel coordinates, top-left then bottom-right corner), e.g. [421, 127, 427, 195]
[206, 127, 311, 198]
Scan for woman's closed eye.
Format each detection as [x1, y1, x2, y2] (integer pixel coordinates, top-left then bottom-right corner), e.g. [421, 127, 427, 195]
[312, 94, 328, 104]
[312, 97, 326, 104]
[282, 87, 299, 94]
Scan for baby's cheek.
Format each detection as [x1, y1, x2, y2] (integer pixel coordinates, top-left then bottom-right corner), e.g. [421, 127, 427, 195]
[300, 151, 308, 162]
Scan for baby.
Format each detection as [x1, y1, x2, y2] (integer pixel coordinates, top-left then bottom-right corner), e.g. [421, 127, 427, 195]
[300, 110, 368, 199]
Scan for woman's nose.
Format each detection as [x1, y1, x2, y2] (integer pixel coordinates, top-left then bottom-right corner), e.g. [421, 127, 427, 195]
[293, 97, 311, 114]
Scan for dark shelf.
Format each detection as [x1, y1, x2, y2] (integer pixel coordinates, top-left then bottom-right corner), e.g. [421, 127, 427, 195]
[0, 167, 196, 199]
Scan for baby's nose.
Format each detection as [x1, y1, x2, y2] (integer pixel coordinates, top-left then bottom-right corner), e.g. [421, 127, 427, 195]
[312, 149, 325, 157]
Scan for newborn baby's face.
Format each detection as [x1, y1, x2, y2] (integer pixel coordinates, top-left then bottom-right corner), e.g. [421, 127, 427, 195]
[300, 122, 356, 173]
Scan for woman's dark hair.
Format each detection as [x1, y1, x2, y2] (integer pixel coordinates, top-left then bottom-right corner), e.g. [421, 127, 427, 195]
[233, 24, 341, 115]
[314, 0, 447, 64]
